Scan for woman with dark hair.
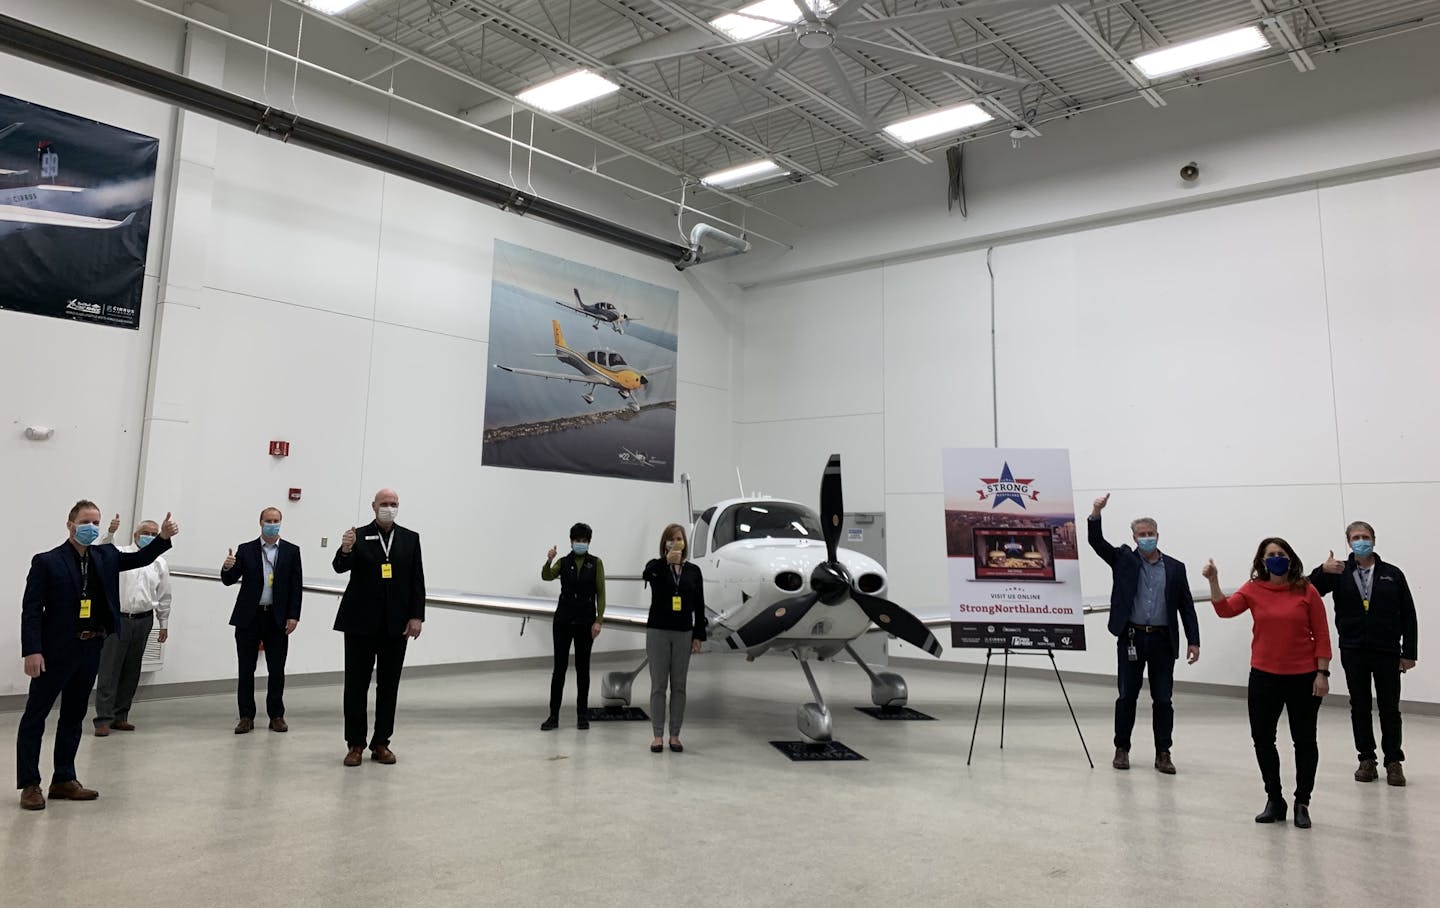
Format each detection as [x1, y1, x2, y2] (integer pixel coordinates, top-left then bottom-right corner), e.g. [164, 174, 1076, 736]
[539, 522, 605, 731]
[1203, 537, 1332, 828]
[642, 523, 706, 753]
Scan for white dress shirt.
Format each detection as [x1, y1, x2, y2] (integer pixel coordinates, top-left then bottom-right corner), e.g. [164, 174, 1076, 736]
[114, 543, 173, 629]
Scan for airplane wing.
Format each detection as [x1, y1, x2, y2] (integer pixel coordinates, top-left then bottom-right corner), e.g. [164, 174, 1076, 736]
[0, 205, 134, 230]
[553, 300, 591, 318]
[495, 364, 600, 386]
[0, 168, 28, 176]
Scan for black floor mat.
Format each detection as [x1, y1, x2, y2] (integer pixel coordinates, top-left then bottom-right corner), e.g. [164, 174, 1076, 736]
[582, 706, 649, 721]
[769, 740, 867, 761]
[854, 706, 936, 721]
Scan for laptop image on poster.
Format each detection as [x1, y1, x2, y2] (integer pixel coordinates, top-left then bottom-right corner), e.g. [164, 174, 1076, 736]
[969, 527, 1060, 582]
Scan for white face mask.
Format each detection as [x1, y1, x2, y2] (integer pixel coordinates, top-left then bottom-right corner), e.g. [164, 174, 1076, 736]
[377, 505, 398, 523]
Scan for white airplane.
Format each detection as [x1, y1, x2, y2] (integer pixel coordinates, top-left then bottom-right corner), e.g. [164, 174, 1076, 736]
[555, 288, 642, 334]
[619, 447, 666, 468]
[0, 128, 137, 234]
[495, 319, 673, 413]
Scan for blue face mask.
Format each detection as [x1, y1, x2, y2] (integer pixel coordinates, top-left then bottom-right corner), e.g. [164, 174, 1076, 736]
[1350, 540, 1374, 557]
[262, 523, 281, 539]
[1264, 555, 1291, 577]
[1136, 536, 1159, 554]
[572, 542, 589, 556]
[74, 524, 101, 546]
[137, 534, 155, 548]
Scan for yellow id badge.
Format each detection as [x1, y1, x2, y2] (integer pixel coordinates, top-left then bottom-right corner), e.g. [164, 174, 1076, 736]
[671, 595, 682, 612]
[381, 563, 394, 580]
[1363, 598, 1370, 612]
[79, 598, 92, 619]
[267, 572, 274, 588]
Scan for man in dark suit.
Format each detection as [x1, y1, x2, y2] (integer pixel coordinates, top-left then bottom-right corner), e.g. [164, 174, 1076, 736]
[17, 500, 179, 811]
[332, 488, 424, 767]
[1088, 493, 1200, 774]
[221, 507, 303, 734]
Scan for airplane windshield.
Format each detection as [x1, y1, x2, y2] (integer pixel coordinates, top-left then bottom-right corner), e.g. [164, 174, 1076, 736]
[588, 351, 628, 368]
[712, 503, 823, 549]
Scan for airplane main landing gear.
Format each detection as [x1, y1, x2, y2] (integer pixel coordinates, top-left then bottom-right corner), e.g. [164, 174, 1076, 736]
[795, 656, 834, 742]
[844, 642, 909, 709]
[601, 658, 649, 707]
[582, 393, 595, 404]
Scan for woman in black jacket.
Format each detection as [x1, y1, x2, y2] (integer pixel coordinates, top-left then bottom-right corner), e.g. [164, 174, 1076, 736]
[642, 523, 706, 753]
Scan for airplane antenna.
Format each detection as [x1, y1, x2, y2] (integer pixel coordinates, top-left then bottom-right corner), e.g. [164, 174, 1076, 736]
[735, 466, 745, 498]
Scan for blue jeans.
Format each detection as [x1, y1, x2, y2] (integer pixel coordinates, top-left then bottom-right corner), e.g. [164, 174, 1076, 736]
[1114, 628, 1175, 753]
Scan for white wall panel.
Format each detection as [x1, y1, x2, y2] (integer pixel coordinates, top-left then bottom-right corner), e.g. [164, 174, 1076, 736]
[739, 416, 885, 512]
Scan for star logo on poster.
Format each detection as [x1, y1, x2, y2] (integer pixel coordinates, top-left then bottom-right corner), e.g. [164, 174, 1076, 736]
[976, 462, 1038, 509]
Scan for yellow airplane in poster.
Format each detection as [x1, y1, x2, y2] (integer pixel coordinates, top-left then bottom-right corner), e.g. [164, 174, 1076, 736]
[494, 319, 673, 412]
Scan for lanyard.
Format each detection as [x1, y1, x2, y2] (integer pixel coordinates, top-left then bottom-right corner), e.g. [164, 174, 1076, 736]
[670, 564, 683, 594]
[79, 552, 89, 598]
[1356, 566, 1374, 602]
[378, 528, 394, 562]
[261, 544, 277, 575]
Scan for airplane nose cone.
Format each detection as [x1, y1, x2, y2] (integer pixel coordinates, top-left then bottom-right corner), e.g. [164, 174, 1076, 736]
[810, 561, 852, 605]
[639, 375, 648, 386]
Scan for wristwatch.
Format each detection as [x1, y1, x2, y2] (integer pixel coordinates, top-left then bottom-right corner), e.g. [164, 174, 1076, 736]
[1317, 669, 1331, 677]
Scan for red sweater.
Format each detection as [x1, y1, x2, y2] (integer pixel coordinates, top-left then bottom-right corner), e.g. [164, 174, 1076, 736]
[1213, 580, 1332, 674]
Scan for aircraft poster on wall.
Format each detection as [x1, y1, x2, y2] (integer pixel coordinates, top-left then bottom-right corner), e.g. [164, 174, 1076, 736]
[942, 448, 1086, 651]
[0, 93, 158, 330]
[482, 239, 679, 482]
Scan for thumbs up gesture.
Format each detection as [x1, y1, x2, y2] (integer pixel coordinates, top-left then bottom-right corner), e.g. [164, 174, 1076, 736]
[223, 548, 236, 571]
[547, 545, 558, 561]
[1322, 549, 1345, 574]
[1201, 558, 1218, 581]
[108, 513, 121, 534]
[341, 527, 356, 553]
[1090, 493, 1110, 517]
[159, 512, 180, 539]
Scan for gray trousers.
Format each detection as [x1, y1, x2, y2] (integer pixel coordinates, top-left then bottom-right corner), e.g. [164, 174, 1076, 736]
[647, 629, 694, 737]
[94, 612, 154, 726]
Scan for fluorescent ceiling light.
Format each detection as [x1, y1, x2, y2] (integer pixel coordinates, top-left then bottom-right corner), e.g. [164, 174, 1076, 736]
[882, 103, 993, 144]
[701, 159, 786, 188]
[516, 70, 621, 113]
[303, 0, 365, 14]
[1131, 26, 1270, 79]
[712, 0, 836, 42]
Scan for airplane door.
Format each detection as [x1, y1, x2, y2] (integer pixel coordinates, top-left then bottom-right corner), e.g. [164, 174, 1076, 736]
[836, 512, 888, 666]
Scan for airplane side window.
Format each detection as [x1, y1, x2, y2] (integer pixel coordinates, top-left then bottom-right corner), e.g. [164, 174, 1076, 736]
[711, 505, 739, 550]
[692, 508, 714, 558]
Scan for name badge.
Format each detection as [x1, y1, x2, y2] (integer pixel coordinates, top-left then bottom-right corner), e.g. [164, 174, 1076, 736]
[267, 572, 274, 588]
[79, 598, 92, 619]
[672, 595, 682, 612]
[381, 563, 393, 580]
[1363, 598, 1370, 612]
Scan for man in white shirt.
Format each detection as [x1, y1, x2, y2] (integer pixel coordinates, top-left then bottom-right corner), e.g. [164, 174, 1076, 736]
[93, 519, 171, 736]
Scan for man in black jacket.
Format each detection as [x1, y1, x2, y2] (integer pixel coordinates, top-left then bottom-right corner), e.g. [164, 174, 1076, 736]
[221, 507, 303, 734]
[333, 488, 425, 768]
[1311, 521, 1418, 786]
[1088, 493, 1200, 775]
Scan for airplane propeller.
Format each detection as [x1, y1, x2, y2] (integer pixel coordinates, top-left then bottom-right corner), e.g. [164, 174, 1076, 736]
[725, 455, 943, 656]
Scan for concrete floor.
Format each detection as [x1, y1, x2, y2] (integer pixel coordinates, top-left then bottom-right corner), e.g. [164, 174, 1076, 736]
[0, 655, 1431, 908]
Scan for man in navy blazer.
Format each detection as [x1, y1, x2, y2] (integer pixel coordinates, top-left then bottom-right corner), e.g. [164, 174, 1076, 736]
[17, 500, 179, 811]
[1088, 493, 1200, 775]
[221, 507, 303, 734]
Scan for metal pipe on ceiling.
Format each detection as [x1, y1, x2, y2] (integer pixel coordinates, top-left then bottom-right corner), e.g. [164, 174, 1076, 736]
[0, 10, 715, 267]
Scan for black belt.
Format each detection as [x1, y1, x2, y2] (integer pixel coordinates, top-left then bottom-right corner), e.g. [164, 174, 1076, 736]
[123, 610, 153, 620]
[1128, 623, 1169, 633]
[77, 630, 105, 640]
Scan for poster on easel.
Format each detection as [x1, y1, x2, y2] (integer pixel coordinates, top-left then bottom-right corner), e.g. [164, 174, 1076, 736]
[0, 93, 159, 330]
[942, 448, 1085, 651]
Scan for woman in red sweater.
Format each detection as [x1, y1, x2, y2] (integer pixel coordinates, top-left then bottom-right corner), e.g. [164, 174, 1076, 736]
[1203, 537, 1332, 829]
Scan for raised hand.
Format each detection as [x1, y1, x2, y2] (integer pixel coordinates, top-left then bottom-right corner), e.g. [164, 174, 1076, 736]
[159, 512, 180, 539]
[108, 513, 121, 534]
[1201, 558, 1217, 581]
[341, 527, 356, 553]
[1322, 549, 1345, 574]
[547, 545, 558, 561]
[1091, 493, 1110, 516]
[223, 548, 236, 571]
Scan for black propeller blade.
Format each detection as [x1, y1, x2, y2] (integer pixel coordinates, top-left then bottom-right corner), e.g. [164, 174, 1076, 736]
[726, 592, 819, 650]
[820, 453, 843, 565]
[852, 590, 942, 657]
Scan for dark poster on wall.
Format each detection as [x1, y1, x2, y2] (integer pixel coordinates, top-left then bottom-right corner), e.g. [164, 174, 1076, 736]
[0, 92, 159, 330]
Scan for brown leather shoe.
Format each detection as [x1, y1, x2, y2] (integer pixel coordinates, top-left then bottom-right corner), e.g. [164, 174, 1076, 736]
[1155, 751, 1177, 774]
[19, 785, 45, 811]
[268, 718, 289, 733]
[371, 745, 397, 765]
[1386, 761, 1407, 787]
[343, 746, 364, 767]
[1355, 759, 1379, 782]
[47, 779, 99, 801]
[93, 724, 111, 737]
[234, 718, 254, 735]
[112, 721, 136, 732]
[1112, 748, 1130, 770]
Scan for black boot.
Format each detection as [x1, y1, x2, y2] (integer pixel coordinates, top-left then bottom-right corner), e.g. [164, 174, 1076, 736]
[540, 715, 559, 731]
[1293, 803, 1311, 829]
[1254, 798, 1288, 823]
[576, 712, 590, 730]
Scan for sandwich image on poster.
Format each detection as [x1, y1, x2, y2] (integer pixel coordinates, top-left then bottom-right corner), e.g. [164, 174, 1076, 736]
[482, 240, 678, 482]
[942, 449, 1085, 651]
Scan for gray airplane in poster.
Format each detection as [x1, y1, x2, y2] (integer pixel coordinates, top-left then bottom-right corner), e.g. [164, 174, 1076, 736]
[554, 287, 643, 334]
[0, 123, 137, 235]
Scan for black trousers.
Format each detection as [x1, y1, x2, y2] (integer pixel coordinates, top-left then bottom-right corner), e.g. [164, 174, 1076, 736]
[344, 633, 408, 749]
[1113, 628, 1175, 753]
[550, 622, 594, 717]
[15, 638, 104, 789]
[1340, 648, 1404, 764]
[1248, 668, 1321, 804]
[235, 616, 290, 720]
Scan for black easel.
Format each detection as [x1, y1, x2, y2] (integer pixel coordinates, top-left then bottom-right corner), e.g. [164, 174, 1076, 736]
[966, 647, 1093, 767]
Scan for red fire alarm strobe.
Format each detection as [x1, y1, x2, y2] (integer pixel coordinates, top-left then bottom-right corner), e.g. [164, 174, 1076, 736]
[269, 440, 290, 457]
[288, 488, 301, 501]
